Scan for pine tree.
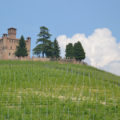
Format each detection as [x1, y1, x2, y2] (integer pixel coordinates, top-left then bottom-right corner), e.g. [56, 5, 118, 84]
[15, 36, 28, 57]
[53, 39, 60, 59]
[73, 41, 85, 61]
[65, 43, 74, 59]
[33, 44, 42, 57]
[45, 41, 54, 58]
[33, 26, 52, 57]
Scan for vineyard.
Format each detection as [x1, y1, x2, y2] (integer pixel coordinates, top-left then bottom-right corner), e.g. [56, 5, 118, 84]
[0, 60, 120, 120]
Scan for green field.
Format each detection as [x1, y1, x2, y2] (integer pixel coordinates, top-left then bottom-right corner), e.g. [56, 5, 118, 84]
[0, 60, 120, 120]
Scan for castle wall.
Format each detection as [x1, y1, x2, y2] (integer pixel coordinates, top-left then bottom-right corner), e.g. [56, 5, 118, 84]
[26, 37, 31, 59]
[0, 38, 3, 59]
[6, 38, 19, 59]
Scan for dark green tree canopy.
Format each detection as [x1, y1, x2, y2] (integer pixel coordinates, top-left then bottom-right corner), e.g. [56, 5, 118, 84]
[73, 41, 85, 61]
[45, 41, 54, 58]
[33, 44, 42, 57]
[15, 36, 28, 57]
[33, 26, 52, 57]
[36, 26, 52, 43]
[65, 43, 74, 59]
[53, 39, 60, 59]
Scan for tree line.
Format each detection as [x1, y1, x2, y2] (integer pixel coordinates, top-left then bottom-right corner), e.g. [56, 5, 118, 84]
[15, 26, 86, 61]
[66, 42, 85, 61]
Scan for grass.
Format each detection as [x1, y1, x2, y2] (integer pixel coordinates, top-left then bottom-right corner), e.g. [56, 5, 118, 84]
[0, 60, 120, 120]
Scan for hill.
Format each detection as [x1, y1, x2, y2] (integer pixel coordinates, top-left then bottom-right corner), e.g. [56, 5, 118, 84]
[0, 60, 120, 120]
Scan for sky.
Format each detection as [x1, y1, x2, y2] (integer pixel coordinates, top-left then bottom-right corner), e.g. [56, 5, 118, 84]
[0, 0, 120, 76]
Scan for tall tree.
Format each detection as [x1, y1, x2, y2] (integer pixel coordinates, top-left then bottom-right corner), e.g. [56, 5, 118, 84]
[65, 43, 74, 59]
[33, 26, 52, 57]
[53, 39, 60, 59]
[15, 36, 28, 57]
[45, 41, 54, 58]
[33, 44, 42, 57]
[73, 41, 85, 61]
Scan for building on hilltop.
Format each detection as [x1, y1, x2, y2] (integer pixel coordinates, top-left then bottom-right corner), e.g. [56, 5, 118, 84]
[0, 28, 31, 60]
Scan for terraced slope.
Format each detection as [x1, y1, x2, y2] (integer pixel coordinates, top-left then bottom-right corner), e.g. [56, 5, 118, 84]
[0, 60, 120, 120]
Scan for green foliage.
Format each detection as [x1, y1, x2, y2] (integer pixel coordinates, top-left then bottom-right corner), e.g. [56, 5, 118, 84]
[32, 44, 42, 57]
[0, 60, 120, 120]
[33, 27, 61, 59]
[74, 41, 85, 61]
[33, 26, 52, 57]
[65, 43, 74, 59]
[53, 39, 60, 59]
[45, 41, 54, 58]
[15, 36, 28, 57]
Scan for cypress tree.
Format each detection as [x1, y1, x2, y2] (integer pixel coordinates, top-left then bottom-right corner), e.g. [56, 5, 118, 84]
[73, 41, 85, 61]
[65, 43, 74, 59]
[45, 41, 54, 58]
[15, 36, 28, 57]
[53, 39, 60, 59]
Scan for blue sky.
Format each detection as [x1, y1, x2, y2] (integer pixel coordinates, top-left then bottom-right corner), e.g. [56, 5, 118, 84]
[0, 0, 120, 75]
[0, 0, 120, 43]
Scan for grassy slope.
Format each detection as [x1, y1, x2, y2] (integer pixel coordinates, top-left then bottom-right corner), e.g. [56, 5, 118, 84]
[0, 60, 120, 120]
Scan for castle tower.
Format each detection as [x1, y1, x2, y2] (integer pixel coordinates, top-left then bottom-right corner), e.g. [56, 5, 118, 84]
[2, 33, 8, 59]
[8, 28, 16, 39]
[0, 28, 31, 60]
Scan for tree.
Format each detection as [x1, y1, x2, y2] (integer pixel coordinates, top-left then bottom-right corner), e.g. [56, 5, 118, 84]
[15, 36, 28, 57]
[53, 39, 60, 59]
[45, 41, 54, 58]
[73, 41, 85, 61]
[33, 44, 42, 57]
[65, 43, 74, 59]
[33, 26, 52, 57]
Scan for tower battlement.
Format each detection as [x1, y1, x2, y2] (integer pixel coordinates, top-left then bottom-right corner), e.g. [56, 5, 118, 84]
[8, 28, 16, 38]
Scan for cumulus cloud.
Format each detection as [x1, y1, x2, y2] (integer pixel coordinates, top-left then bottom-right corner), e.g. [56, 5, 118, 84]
[102, 61, 120, 76]
[57, 28, 120, 76]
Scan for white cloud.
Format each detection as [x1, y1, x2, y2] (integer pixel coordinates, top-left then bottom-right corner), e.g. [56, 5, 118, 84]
[57, 28, 120, 76]
[102, 61, 120, 76]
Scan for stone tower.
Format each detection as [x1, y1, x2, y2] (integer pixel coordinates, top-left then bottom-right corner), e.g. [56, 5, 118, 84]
[0, 28, 31, 60]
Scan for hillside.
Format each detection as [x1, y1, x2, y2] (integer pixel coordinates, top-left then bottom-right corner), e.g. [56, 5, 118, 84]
[0, 60, 120, 120]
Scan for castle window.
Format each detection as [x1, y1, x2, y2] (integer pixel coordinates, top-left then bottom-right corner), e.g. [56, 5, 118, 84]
[10, 46, 12, 49]
[9, 53, 11, 56]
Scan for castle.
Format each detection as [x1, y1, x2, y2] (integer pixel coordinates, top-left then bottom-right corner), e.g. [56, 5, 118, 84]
[0, 28, 31, 60]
